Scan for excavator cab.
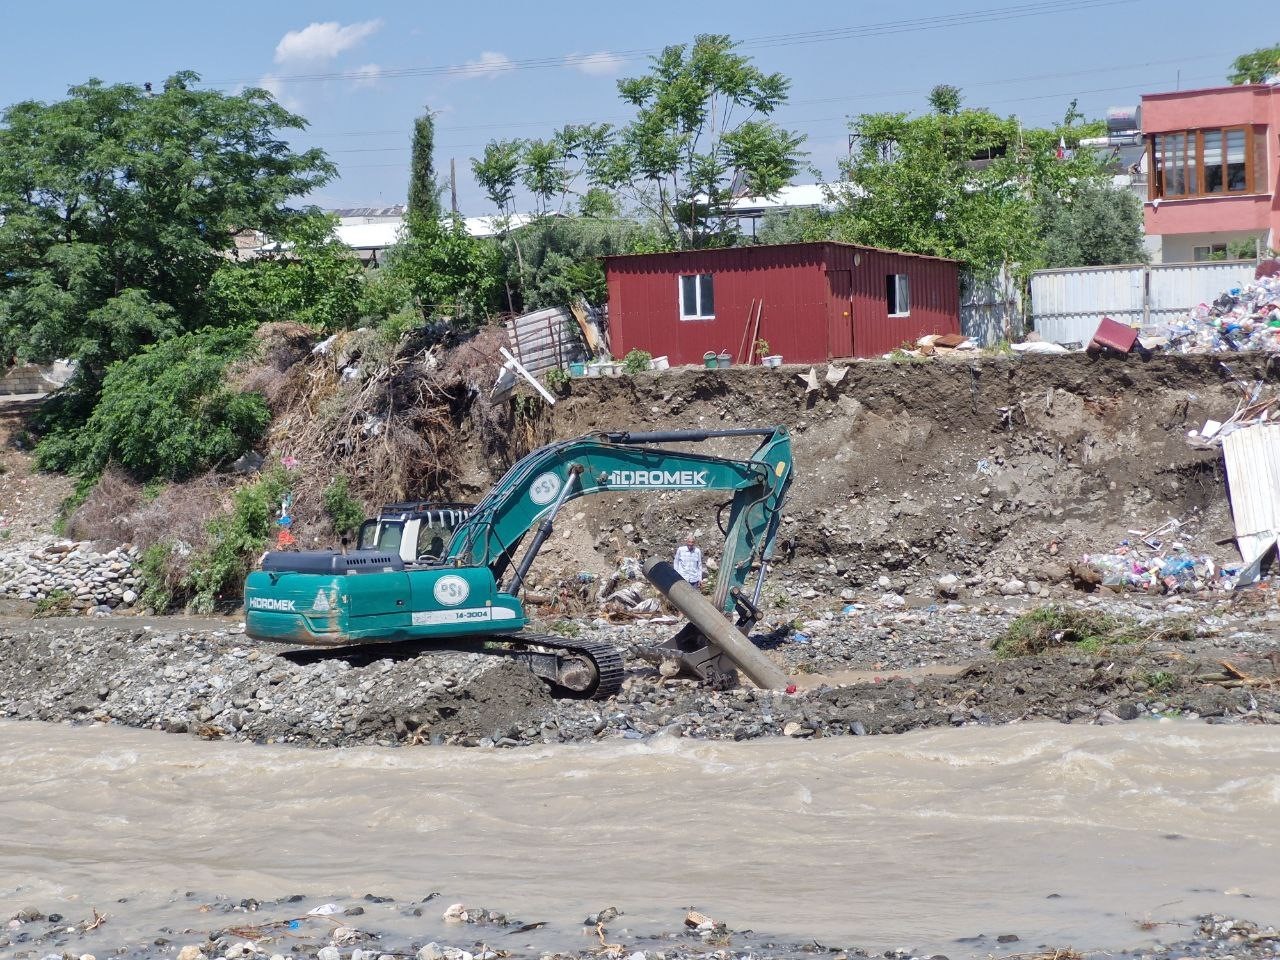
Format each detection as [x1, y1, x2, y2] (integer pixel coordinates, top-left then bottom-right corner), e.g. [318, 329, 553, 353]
[355, 502, 474, 566]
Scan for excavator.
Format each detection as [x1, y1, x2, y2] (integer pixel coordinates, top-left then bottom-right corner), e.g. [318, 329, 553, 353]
[243, 426, 793, 698]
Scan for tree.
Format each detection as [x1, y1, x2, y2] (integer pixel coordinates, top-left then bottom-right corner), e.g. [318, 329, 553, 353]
[367, 216, 500, 331]
[1036, 183, 1148, 268]
[1229, 45, 1280, 85]
[408, 110, 443, 220]
[473, 35, 805, 250]
[0, 72, 333, 384]
[34, 328, 269, 481]
[832, 92, 1110, 277]
[928, 84, 963, 115]
[207, 214, 366, 331]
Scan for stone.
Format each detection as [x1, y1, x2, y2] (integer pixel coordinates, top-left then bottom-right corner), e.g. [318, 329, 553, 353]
[1000, 579, 1026, 596]
[122, 590, 138, 604]
[936, 574, 961, 597]
[839, 587, 856, 602]
[1115, 701, 1141, 721]
[317, 948, 341, 960]
[417, 945, 445, 960]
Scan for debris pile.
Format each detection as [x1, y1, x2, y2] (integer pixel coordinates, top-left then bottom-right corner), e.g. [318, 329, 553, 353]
[1074, 519, 1240, 594]
[1149, 273, 1280, 353]
[0, 538, 141, 611]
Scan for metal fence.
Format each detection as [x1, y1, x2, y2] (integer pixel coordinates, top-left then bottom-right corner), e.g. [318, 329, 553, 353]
[1031, 260, 1258, 345]
[960, 268, 1024, 346]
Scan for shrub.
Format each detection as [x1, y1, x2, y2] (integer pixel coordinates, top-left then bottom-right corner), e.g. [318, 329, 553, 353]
[35, 328, 270, 482]
[621, 348, 653, 374]
[544, 367, 571, 391]
[993, 605, 1138, 657]
[323, 476, 366, 536]
[185, 468, 294, 612]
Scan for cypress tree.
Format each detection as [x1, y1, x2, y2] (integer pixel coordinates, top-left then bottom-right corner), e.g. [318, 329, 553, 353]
[408, 111, 442, 220]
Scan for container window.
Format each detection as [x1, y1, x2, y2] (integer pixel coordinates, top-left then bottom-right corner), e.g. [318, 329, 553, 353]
[679, 273, 715, 319]
[886, 274, 910, 316]
[1193, 243, 1228, 262]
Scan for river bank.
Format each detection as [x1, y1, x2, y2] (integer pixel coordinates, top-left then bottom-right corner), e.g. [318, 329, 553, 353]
[1, 591, 1277, 748]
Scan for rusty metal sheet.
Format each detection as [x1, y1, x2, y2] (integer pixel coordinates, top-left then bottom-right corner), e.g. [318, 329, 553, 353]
[1221, 423, 1280, 575]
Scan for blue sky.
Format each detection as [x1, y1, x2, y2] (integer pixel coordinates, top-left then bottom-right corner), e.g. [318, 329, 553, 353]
[0, 0, 1269, 213]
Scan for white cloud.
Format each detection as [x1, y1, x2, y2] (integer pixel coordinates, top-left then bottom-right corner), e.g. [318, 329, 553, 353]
[453, 51, 515, 81]
[350, 64, 383, 88]
[566, 51, 626, 77]
[275, 20, 383, 64]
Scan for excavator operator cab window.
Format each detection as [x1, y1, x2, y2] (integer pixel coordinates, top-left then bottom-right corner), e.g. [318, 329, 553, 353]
[416, 525, 448, 563]
[357, 520, 404, 554]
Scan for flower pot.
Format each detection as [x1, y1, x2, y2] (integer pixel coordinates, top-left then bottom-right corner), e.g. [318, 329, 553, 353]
[717, 352, 732, 367]
[762, 354, 783, 368]
[586, 363, 603, 378]
[649, 355, 670, 371]
[703, 351, 718, 369]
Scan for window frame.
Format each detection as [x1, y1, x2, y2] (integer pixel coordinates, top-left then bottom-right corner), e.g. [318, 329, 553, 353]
[1193, 243, 1228, 262]
[1148, 126, 1256, 201]
[886, 273, 911, 317]
[678, 273, 715, 320]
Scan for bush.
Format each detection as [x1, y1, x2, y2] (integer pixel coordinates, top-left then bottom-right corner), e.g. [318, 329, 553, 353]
[323, 476, 365, 536]
[35, 329, 270, 482]
[622, 348, 652, 374]
[185, 468, 294, 612]
[544, 366, 571, 391]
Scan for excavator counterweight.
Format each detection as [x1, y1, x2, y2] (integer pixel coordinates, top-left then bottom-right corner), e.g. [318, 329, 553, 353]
[244, 426, 793, 697]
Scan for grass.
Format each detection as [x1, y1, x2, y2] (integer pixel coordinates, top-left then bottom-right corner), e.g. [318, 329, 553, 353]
[548, 619, 581, 638]
[1140, 670, 1181, 693]
[993, 605, 1196, 658]
[33, 589, 73, 618]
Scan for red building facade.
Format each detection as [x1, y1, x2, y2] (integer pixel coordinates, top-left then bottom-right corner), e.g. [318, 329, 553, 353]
[604, 242, 961, 365]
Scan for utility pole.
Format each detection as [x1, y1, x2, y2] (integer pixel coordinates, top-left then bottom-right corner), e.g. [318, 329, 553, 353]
[450, 158, 459, 217]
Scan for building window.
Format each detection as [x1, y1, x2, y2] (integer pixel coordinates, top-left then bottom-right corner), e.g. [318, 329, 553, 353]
[886, 274, 910, 316]
[1148, 127, 1256, 200]
[679, 274, 714, 319]
[1193, 243, 1228, 262]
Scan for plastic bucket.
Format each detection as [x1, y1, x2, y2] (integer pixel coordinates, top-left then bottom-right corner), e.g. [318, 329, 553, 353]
[703, 351, 718, 369]
[717, 352, 732, 367]
[568, 361, 586, 377]
[649, 355, 670, 371]
[762, 355, 783, 368]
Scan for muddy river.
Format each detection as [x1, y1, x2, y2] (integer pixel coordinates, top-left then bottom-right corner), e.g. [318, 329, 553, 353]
[2, 719, 1277, 956]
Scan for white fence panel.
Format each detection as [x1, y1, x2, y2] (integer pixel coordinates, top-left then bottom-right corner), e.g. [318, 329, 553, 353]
[1031, 260, 1258, 344]
[1031, 265, 1145, 344]
[1147, 261, 1257, 327]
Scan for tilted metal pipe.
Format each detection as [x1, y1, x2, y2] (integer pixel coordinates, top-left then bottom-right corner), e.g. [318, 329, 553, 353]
[643, 558, 790, 691]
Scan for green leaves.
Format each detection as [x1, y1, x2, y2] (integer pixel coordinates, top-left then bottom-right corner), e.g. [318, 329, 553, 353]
[0, 72, 333, 377]
[34, 328, 269, 482]
[833, 91, 1114, 278]
[1228, 45, 1280, 84]
[472, 34, 804, 251]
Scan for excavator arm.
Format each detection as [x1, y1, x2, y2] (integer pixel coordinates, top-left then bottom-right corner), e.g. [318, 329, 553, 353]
[446, 426, 792, 618]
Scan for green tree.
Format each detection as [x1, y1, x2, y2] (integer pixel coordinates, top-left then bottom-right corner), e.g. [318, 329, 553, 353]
[0, 72, 333, 384]
[207, 214, 366, 331]
[34, 328, 269, 481]
[833, 92, 1109, 277]
[593, 34, 805, 248]
[1036, 183, 1148, 268]
[1229, 45, 1280, 85]
[408, 110, 443, 220]
[368, 216, 500, 330]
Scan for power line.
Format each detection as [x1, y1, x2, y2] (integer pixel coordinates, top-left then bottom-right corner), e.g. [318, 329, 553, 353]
[202, 0, 1140, 88]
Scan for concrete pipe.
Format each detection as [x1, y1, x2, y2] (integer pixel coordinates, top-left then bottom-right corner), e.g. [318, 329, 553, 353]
[643, 558, 790, 691]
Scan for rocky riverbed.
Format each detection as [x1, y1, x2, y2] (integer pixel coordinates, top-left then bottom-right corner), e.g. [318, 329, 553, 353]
[4, 892, 1278, 960]
[2, 591, 1277, 749]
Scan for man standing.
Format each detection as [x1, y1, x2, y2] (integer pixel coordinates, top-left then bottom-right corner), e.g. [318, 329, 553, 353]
[673, 534, 704, 589]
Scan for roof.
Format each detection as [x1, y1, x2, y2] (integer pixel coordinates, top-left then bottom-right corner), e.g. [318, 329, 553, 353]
[328, 205, 407, 219]
[727, 182, 862, 217]
[336, 220, 405, 250]
[1141, 82, 1279, 101]
[602, 240, 960, 266]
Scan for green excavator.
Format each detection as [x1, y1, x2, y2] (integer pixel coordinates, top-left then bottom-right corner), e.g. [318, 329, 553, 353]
[243, 426, 793, 698]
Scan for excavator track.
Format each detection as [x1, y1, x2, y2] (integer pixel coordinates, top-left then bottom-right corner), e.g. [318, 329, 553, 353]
[497, 633, 625, 699]
[279, 633, 625, 700]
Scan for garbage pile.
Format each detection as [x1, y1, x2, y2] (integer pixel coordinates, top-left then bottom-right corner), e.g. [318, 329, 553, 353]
[1149, 273, 1280, 354]
[1075, 520, 1241, 593]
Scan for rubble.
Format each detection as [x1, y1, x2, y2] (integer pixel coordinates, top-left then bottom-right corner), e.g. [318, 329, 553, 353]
[0, 537, 142, 611]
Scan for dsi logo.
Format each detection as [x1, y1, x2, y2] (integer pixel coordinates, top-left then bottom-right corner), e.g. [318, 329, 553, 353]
[433, 574, 470, 606]
[529, 472, 562, 506]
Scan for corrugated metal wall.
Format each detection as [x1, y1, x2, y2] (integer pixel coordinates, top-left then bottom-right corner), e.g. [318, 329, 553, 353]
[1031, 260, 1257, 344]
[1221, 423, 1280, 567]
[606, 243, 960, 364]
[825, 244, 961, 357]
[606, 245, 833, 366]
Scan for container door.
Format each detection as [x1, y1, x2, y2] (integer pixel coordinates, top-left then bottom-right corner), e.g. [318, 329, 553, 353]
[826, 269, 854, 357]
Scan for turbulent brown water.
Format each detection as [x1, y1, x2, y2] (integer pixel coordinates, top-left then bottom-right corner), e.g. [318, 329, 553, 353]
[2, 719, 1277, 956]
